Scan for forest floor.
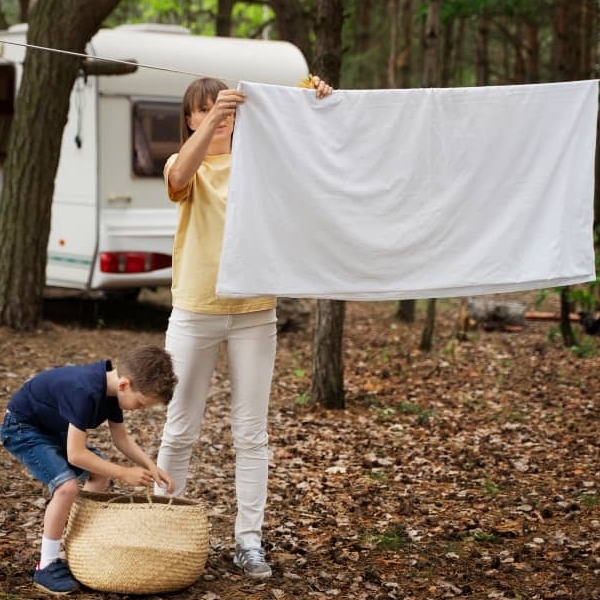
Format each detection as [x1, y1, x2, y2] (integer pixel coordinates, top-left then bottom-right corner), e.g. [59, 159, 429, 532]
[1, 289, 600, 600]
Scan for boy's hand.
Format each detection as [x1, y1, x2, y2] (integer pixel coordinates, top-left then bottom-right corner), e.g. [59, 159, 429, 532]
[121, 466, 155, 487]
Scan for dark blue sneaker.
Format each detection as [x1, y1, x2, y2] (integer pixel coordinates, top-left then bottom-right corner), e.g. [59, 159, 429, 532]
[33, 559, 78, 595]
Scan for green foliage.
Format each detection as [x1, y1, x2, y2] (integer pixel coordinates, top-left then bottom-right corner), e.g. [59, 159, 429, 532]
[434, 0, 546, 21]
[537, 223, 600, 348]
[104, 0, 274, 38]
[569, 337, 597, 358]
[294, 392, 310, 405]
[547, 325, 561, 342]
[463, 530, 500, 543]
[368, 468, 387, 481]
[0, 0, 20, 26]
[483, 479, 501, 494]
[364, 525, 411, 551]
[397, 401, 434, 424]
[232, 2, 275, 39]
[578, 493, 600, 508]
[378, 406, 397, 420]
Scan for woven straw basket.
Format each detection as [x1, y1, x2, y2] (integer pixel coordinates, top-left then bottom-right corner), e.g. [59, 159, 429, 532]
[64, 491, 209, 594]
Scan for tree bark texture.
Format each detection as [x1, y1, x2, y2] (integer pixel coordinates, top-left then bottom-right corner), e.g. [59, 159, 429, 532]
[386, 0, 398, 88]
[353, 0, 371, 85]
[399, 0, 412, 88]
[475, 10, 489, 85]
[560, 287, 576, 347]
[269, 0, 314, 65]
[422, 0, 439, 88]
[310, 0, 344, 409]
[550, 0, 588, 345]
[396, 299, 415, 322]
[312, 0, 343, 86]
[419, 298, 436, 352]
[0, 0, 120, 329]
[311, 299, 345, 409]
[216, 0, 234, 37]
[418, 0, 440, 352]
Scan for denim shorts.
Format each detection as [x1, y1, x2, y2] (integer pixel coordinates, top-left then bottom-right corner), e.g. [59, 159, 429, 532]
[1, 410, 105, 496]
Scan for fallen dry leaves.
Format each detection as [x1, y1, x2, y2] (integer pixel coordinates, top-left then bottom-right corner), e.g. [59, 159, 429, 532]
[1, 290, 599, 600]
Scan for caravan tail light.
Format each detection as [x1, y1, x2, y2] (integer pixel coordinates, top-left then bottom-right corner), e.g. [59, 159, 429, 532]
[100, 252, 172, 273]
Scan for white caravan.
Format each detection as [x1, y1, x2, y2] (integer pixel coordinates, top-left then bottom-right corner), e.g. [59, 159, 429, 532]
[0, 24, 308, 297]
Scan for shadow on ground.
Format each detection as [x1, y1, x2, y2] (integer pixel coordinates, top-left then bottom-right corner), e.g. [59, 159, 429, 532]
[42, 293, 171, 332]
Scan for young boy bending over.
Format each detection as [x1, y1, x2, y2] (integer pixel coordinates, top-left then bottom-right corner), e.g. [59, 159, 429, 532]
[1, 345, 178, 595]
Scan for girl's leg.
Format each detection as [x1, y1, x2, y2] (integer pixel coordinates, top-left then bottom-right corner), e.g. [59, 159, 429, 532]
[156, 308, 225, 496]
[227, 309, 277, 549]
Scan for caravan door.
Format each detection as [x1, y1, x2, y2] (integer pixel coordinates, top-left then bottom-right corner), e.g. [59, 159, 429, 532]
[46, 74, 99, 290]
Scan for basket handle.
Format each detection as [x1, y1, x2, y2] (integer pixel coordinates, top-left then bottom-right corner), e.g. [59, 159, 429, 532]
[105, 495, 135, 504]
[102, 493, 175, 505]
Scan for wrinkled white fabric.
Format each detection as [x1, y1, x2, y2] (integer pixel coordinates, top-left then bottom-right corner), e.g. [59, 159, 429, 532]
[217, 80, 598, 300]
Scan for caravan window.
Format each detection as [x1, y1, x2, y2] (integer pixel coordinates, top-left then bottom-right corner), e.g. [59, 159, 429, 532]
[132, 101, 180, 176]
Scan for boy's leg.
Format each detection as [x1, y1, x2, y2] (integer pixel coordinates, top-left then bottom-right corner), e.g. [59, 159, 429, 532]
[227, 309, 277, 564]
[156, 308, 224, 496]
[0, 412, 79, 593]
[83, 470, 109, 492]
[42, 478, 79, 558]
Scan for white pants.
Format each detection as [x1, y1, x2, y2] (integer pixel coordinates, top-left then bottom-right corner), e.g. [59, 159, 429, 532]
[155, 307, 277, 549]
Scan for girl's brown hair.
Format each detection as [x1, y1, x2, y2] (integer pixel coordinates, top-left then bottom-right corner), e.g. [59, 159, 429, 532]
[180, 77, 228, 143]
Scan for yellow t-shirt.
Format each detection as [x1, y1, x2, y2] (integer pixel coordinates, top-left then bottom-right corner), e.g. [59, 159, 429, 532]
[165, 153, 276, 314]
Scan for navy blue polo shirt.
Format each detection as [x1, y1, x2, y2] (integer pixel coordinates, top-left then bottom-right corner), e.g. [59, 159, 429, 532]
[7, 360, 124, 436]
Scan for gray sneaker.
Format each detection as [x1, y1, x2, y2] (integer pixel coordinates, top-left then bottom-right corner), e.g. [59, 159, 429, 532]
[233, 545, 272, 579]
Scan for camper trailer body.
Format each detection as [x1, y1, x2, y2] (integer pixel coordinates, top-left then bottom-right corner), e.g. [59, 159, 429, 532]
[0, 24, 308, 295]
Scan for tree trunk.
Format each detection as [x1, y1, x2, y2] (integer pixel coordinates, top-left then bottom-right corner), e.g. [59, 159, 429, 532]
[270, 0, 314, 66]
[386, 0, 398, 88]
[353, 0, 371, 85]
[550, 0, 588, 345]
[513, 22, 526, 83]
[0, 0, 120, 329]
[312, 0, 342, 85]
[560, 287, 576, 347]
[310, 0, 344, 409]
[475, 9, 489, 85]
[525, 19, 539, 82]
[453, 18, 466, 86]
[19, 0, 31, 22]
[418, 0, 440, 352]
[396, 299, 415, 322]
[440, 17, 454, 87]
[399, 0, 412, 88]
[422, 0, 439, 88]
[552, 0, 570, 81]
[311, 299, 345, 409]
[419, 298, 436, 351]
[216, 0, 235, 37]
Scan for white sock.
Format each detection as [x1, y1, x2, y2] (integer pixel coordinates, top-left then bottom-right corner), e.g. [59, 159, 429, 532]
[39, 536, 61, 570]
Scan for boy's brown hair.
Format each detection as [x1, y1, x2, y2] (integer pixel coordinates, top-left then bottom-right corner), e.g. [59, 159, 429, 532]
[117, 345, 177, 404]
